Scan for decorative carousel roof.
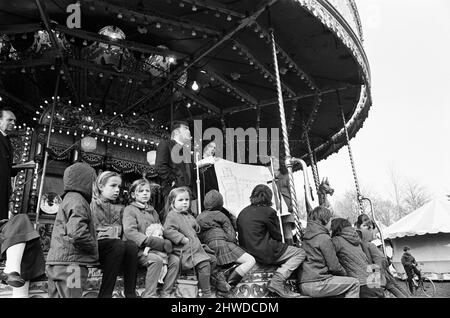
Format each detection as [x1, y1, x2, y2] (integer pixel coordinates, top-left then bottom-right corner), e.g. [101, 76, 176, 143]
[0, 0, 371, 162]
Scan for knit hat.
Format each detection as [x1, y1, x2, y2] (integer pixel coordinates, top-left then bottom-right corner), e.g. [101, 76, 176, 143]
[204, 190, 224, 211]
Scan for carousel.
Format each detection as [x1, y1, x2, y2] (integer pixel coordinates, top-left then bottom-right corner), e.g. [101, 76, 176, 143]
[0, 0, 371, 297]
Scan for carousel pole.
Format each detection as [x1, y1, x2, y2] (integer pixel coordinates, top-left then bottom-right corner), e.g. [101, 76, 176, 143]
[270, 156, 285, 244]
[269, 28, 302, 243]
[35, 73, 61, 229]
[304, 126, 320, 193]
[339, 99, 363, 214]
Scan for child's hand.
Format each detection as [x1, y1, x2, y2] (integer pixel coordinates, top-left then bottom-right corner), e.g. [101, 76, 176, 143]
[181, 237, 189, 245]
[163, 239, 173, 253]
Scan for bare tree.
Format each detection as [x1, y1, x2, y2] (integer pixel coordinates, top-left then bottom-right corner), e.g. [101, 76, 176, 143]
[334, 190, 360, 223]
[388, 165, 407, 219]
[403, 179, 431, 212]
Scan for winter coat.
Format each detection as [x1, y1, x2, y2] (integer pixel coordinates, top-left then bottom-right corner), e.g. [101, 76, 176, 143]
[46, 163, 99, 266]
[90, 200, 124, 240]
[298, 220, 347, 283]
[196, 210, 236, 244]
[401, 252, 417, 267]
[358, 229, 388, 287]
[163, 210, 210, 270]
[332, 227, 371, 285]
[237, 205, 288, 265]
[123, 202, 169, 255]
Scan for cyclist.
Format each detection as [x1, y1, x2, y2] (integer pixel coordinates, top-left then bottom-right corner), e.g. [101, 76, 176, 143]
[401, 246, 422, 293]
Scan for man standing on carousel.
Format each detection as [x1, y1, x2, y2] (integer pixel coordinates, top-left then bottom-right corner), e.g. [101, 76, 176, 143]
[155, 121, 214, 217]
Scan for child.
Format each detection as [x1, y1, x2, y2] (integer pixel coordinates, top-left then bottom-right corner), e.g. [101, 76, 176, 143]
[197, 190, 255, 296]
[163, 187, 214, 297]
[143, 223, 168, 284]
[297, 206, 360, 298]
[46, 162, 98, 298]
[355, 214, 410, 298]
[91, 171, 139, 298]
[331, 218, 385, 298]
[123, 179, 177, 298]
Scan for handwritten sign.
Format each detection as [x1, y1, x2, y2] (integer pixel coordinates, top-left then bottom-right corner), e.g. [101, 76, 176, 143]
[214, 159, 289, 217]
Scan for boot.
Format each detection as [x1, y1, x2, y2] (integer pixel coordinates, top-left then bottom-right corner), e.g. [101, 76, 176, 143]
[217, 270, 243, 298]
[227, 270, 243, 289]
[267, 272, 301, 298]
[199, 289, 213, 298]
[211, 271, 231, 293]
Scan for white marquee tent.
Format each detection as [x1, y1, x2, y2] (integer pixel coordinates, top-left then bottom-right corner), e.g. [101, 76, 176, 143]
[383, 198, 450, 280]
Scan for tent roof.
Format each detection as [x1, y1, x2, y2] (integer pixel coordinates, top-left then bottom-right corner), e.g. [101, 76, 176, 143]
[383, 198, 450, 239]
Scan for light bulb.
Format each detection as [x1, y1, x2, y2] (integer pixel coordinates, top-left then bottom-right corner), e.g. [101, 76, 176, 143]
[191, 81, 199, 91]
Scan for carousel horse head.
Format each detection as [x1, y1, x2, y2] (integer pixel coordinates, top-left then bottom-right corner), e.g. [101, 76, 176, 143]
[319, 178, 334, 196]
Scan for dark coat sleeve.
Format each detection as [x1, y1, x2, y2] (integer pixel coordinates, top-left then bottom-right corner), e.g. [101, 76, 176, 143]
[66, 203, 97, 254]
[327, 237, 347, 276]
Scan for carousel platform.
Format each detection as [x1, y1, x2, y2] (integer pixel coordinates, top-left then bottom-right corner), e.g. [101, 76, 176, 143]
[0, 262, 301, 298]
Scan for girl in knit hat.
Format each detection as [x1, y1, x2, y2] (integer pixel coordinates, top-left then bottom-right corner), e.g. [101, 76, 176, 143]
[197, 190, 256, 296]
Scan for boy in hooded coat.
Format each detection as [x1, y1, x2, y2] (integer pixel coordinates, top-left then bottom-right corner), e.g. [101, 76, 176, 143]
[46, 163, 98, 298]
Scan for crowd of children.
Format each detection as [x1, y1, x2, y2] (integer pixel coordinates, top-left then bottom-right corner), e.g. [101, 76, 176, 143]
[43, 162, 407, 298]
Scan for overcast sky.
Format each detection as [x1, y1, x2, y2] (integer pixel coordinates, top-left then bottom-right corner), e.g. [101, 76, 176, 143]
[295, 0, 450, 202]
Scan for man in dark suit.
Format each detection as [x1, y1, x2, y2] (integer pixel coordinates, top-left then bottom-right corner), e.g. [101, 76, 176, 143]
[155, 121, 214, 217]
[0, 108, 17, 221]
[156, 121, 193, 198]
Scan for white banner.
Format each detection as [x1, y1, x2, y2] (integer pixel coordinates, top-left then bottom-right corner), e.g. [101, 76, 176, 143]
[213, 158, 290, 217]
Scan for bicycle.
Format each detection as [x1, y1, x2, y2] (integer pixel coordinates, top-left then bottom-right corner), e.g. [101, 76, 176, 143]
[404, 268, 436, 298]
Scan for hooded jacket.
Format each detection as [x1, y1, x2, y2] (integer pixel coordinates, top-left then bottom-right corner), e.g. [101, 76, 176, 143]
[298, 220, 346, 283]
[358, 229, 388, 287]
[332, 227, 371, 285]
[46, 163, 99, 266]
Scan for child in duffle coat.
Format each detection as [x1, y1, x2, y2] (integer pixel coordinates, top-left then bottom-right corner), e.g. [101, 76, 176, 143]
[163, 187, 215, 297]
[331, 218, 385, 298]
[91, 171, 139, 298]
[46, 163, 98, 298]
[123, 179, 177, 298]
[196, 190, 255, 296]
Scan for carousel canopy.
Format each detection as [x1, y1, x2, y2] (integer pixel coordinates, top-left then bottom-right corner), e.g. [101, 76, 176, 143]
[0, 0, 371, 162]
